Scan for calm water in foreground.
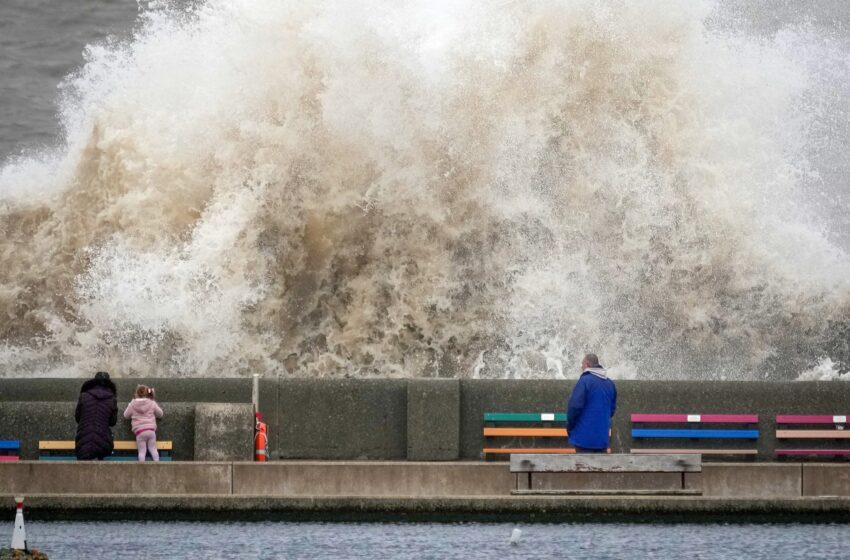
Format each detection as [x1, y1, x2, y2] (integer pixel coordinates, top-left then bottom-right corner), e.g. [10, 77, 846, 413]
[22, 521, 850, 559]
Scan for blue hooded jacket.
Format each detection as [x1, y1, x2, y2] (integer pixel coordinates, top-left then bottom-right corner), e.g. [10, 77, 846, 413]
[566, 367, 617, 450]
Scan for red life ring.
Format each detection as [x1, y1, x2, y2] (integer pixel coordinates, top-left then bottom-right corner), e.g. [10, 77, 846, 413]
[254, 414, 268, 462]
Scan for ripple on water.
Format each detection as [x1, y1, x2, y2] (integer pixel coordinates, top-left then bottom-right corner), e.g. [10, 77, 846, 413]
[22, 520, 850, 560]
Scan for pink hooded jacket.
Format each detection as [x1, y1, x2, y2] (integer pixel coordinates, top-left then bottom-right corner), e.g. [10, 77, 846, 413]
[123, 398, 164, 435]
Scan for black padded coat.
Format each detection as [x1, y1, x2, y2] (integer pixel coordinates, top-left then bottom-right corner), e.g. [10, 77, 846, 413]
[74, 378, 118, 460]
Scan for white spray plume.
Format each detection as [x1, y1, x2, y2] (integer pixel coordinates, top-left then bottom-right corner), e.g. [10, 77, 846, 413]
[0, 0, 849, 378]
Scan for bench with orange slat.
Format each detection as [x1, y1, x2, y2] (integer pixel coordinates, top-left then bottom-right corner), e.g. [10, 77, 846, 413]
[482, 412, 610, 459]
[38, 440, 173, 461]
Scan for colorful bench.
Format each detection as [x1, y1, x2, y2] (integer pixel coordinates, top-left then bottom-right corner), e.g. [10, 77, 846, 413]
[775, 415, 850, 458]
[38, 440, 173, 461]
[630, 413, 759, 456]
[0, 440, 20, 462]
[483, 412, 573, 458]
[483, 412, 611, 458]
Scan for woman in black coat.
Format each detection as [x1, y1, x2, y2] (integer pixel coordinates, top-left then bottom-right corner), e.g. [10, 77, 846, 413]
[75, 371, 118, 460]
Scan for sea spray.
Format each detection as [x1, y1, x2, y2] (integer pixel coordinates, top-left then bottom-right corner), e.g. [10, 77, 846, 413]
[1, 0, 849, 378]
[797, 357, 850, 382]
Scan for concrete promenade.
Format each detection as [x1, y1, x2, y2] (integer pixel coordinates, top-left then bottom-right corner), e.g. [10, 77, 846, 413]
[2, 461, 850, 520]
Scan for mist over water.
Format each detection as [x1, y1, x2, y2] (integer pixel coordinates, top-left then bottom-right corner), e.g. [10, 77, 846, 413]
[1, 0, 849, 379]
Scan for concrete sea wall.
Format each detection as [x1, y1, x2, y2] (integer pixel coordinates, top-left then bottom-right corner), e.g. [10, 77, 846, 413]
[2, 378, 850, 460]
[0, 379, 254, 461]
[3, 461, 850, 498]
[2, 461, 850, 520]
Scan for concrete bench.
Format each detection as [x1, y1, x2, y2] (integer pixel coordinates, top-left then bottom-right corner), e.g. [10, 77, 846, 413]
[775, 415, 850, 458]
[0, 440, 20, 462]
[630, 413, 759, 457]
[511, 453, 702, 495]
[39, 440, 173, 461]
[483, 412, 612, 459]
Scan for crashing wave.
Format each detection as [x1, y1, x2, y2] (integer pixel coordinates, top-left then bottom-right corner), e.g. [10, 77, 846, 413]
[1, 0, 849, 378]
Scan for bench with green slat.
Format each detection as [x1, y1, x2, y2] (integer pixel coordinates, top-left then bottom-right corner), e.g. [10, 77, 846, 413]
[483, 411, 578, 459]
[484, 413, 567, 423]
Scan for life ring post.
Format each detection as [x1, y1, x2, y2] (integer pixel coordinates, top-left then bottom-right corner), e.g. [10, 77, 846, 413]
[252, 373, 259, 416]
[254, 413, 269, 462]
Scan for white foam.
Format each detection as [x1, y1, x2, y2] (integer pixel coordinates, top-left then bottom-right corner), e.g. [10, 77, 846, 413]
[0, 0, 849, 378]
[796, 357, 850, 382]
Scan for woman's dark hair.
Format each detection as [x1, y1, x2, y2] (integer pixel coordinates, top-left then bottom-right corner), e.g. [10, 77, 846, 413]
[81, 370, 116, 395]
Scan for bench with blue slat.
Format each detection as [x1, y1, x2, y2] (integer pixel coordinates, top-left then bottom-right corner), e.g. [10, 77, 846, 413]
[0, 440, 20, 462]
[632, 429, 759, 439]
[631, 413, 759, 457]
[38, 440, 173, 461]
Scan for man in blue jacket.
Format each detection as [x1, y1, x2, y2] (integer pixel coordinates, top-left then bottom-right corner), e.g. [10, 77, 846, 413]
[567, 353, 617, 453]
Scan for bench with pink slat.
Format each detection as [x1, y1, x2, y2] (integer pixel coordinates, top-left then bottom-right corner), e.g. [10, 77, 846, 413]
[630, 413, 759, 457]
[0, 440, 20, 461]
[775, 415, 850, 458]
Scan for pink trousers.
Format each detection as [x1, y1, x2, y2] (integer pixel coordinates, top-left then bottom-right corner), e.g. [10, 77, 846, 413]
[135, 430, 160, 462]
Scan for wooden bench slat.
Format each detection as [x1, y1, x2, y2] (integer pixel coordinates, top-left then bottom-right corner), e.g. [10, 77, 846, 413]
[39, 440, 173, 451]
[484, 413, 566, 422]
[38, 441, 75, 450]
[512, 489, 701, 496]
[631, 414, 758, 423]
[484, 448, 577, 454]
[631, 448, 758, 455]
[115, 440, 173, 451]
[776, 430, 850, 439]
[484, 428, 610, 437]
[483, 427, 567, 437]
[38, 455, 174, 462]
[632, 429, 758, 439]
[0, 441, 20, 450]
[776, 449, 850, 456]
[0, 456, 20, 462]
[103, 456, 173, 462]
[511, 453, 702, 473]
[777, 415, 848, 424]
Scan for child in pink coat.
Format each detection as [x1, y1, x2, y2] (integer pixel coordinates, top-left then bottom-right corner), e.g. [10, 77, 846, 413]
[123, 385, 164, 461]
